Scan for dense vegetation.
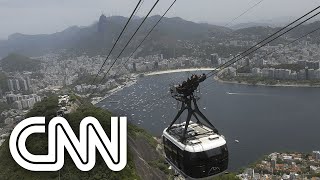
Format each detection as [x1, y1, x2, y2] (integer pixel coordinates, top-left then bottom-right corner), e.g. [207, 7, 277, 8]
[26, 96, 59, 121]
[0, 53, 41, 72]
[0, 96, 140, 180]
[0, 101, 10, 114]
[212, 173, 240, 180]
[0, 95, 242, 179]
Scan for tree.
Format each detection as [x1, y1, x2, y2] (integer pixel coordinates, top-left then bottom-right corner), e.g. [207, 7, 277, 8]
[212, 173, 240, 180]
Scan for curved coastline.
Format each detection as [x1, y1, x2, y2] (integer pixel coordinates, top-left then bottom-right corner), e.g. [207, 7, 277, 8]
[214, 76, 320, 88]
[94, 68, 320, 105]
[92, 75, 138, 105]
[93, 68, 218, 105]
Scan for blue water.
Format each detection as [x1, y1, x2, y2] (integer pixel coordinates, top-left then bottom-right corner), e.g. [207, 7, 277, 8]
[97, 71, 320, 171]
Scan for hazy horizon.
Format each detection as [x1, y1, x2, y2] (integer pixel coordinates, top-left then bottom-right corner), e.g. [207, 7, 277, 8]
[0, 0, 319, 39]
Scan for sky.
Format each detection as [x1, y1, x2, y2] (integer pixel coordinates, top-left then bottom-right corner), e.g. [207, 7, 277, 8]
[0, 0, 319, 39]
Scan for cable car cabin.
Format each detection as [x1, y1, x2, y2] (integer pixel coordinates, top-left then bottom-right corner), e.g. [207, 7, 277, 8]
[163, 121, 228, 179]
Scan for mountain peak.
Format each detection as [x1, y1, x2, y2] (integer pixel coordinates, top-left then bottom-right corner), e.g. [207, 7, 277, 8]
[98, 14, 108, 33]
[99, 14, 107, 22]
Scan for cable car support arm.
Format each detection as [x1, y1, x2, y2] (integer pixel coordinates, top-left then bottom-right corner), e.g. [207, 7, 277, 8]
[167, 93, 219, 143]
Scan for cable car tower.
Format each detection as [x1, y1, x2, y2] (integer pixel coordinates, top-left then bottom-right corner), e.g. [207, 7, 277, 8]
[163, 74, 228, 179]
[168, 74, 219, 142]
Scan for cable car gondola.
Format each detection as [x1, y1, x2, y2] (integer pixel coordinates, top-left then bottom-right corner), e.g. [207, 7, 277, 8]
[163, 74, 229, 179]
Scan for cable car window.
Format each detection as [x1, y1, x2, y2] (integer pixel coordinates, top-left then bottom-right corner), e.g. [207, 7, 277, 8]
[189, 152, 205, 161]
[205, 147, 222, 157]
[189, 148, 222, 161]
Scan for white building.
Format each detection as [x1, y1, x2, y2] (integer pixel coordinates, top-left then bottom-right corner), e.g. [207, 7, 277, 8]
[244, 168, 254, 178]
[290, 72, 298, 80]
[274, 69, 291, 80]
[252, 68, 261, 76]
[313, 151, 320, 161]
[13, 101, 22, 110]
[298, 69, 306, 80]
[15, 79, 20, 91]
[289, 173, 298, 180]
[8, 79, 14, 91]
[282, 174, 290, 180]
[310, 166, 320, 174]
[308, 69, 316, 80]
[261, 68, 275, 78]
[21, 99, 28, 109]
[283, 155, 293, 163]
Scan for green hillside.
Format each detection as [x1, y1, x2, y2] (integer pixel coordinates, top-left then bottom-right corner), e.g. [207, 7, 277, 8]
[213, 173, 240, 180]
[0, 96, 240, 180]
[0, 53, 41, 72]
[0, 97, 140, 180]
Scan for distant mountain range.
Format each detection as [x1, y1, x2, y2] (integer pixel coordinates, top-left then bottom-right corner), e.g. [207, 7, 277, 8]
[0, 15, 319, 59]
[0, 15, 231, 58]
[234, 21, 320, 40]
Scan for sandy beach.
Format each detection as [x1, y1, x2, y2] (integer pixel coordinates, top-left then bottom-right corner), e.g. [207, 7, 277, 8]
[144, 68, 218, 76]
[92, 68, 218, 104]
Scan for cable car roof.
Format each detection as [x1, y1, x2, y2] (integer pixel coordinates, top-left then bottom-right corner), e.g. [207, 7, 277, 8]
[163, 121, 226, 153]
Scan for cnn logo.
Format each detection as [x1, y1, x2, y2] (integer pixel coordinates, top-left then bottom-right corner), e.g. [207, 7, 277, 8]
[9, 117, 127, 172]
